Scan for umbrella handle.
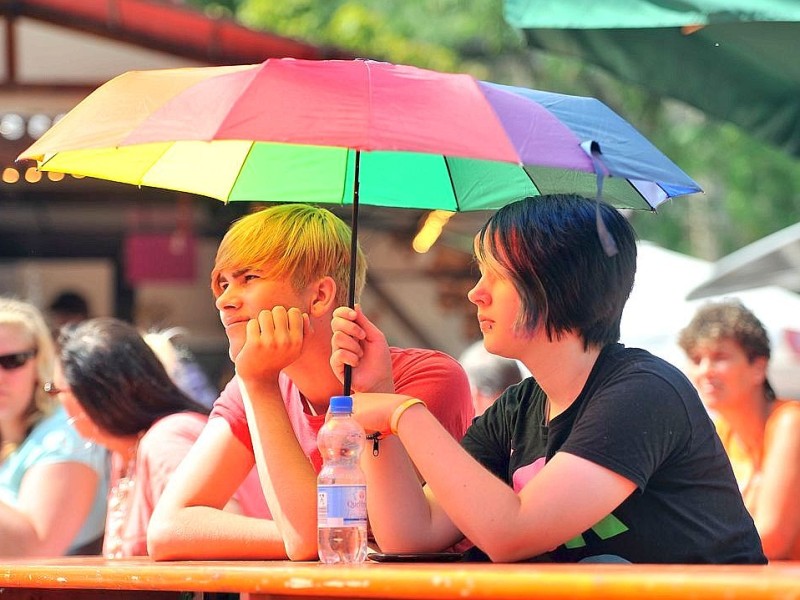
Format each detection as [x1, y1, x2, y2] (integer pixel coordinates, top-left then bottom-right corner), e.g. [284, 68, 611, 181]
[342, 151, 361, 397]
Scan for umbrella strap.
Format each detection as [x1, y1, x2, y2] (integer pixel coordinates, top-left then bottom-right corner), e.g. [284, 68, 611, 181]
[581, 141, 619, 258]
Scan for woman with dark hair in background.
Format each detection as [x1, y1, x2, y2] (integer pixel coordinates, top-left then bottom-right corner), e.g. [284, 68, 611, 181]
[49, 317, 265, 558]
[0, 296, 107, 557]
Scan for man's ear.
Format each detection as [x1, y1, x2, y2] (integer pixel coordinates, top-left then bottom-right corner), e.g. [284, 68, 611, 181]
[308, 276, 337, 317]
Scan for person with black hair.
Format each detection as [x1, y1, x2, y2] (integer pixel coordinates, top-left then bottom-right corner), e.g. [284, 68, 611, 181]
[49, 317, 264, 557]
[332, 194, 766, 564]
[47, 291, 90, 332]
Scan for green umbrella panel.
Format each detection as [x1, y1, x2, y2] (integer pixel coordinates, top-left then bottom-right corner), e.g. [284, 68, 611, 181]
[504, 0, 800, 157]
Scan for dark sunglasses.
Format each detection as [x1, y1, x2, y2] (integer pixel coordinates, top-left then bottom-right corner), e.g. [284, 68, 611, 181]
[0, 350, 36, 370]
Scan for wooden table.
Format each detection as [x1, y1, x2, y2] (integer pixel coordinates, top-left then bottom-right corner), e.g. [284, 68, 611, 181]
[0, 557, 797, 600]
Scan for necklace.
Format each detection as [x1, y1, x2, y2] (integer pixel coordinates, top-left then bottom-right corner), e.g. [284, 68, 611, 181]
[104, 440, 140, 559]
[0, 441, 18, 462]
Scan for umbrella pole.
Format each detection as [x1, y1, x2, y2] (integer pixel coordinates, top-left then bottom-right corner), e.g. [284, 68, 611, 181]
[342, 150, 361, 396]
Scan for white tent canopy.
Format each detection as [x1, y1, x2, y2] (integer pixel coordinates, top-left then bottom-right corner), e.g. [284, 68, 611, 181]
[621, 241, 800, 399]
[687, 221, 800, 299]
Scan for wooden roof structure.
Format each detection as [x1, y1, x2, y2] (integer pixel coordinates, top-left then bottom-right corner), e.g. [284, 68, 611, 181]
[0, 0, 351, 165]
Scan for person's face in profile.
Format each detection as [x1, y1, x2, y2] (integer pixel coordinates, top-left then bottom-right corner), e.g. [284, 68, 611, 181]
[49, 361, 105, 445]
[0, 324, 37, 423]
[467, 243, 526, 360]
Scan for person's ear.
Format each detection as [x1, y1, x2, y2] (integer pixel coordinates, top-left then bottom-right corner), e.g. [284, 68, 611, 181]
[750, 355, 769, 387]
[308, 276, 337, 317]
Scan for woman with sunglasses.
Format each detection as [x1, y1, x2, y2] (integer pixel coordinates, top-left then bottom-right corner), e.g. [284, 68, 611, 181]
[0, 297, 108, 557]
[51, 317, 266, 558]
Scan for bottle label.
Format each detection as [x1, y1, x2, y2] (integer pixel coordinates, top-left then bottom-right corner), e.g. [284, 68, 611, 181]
[317, 484, 367, 527]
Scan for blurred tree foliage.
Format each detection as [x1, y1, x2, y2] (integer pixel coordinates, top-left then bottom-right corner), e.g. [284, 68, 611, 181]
[190, 0, 800, 260]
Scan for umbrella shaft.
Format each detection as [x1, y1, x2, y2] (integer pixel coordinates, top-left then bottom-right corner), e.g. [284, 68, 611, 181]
[342, 151, 361, 397]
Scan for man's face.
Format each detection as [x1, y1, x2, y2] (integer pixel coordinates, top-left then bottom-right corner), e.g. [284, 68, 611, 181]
[214, 267, 307, 360]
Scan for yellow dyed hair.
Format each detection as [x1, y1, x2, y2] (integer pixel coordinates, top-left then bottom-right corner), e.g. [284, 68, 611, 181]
[211, 204, 367, 306]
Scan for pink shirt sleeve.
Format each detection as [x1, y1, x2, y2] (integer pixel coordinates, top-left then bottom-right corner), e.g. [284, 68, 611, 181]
[209, 376, 250, 450]
[388, 347, 474, 442]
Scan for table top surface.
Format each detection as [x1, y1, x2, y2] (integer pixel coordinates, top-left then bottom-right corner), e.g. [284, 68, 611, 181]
[0, 557, 798, 599]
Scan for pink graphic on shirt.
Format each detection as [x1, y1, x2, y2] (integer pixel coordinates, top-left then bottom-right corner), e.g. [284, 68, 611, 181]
[512, 456, 546, 493]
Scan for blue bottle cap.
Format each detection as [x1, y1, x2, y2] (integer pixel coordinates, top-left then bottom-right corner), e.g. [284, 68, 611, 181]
[329, 395, 353, 414]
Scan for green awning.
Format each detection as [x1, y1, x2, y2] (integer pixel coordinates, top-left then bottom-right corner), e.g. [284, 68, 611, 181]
[504, 0, 800, 156]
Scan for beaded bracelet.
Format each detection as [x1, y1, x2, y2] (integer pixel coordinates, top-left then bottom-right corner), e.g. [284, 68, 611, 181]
[389, 398, 427, 435]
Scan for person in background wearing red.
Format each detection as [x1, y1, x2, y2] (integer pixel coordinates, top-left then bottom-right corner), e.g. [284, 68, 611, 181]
[50, 317, 265, 557]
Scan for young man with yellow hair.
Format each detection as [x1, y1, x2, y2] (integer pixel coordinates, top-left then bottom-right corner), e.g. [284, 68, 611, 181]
[147, 204, 473, 560]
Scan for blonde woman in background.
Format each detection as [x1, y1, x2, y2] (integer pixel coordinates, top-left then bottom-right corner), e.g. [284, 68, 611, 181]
[0, 297, 108, 556]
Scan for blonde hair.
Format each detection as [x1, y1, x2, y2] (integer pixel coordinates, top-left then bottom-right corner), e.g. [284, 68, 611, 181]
[211, 204, 367, 307]
[0, 297, 56, 429]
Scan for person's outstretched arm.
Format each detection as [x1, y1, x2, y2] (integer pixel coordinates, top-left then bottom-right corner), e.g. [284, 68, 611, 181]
[0, 461, 98, 557]
[353, 393, 636, 562]
[750, 404, 800, 559]
[147, 418, 288, 560]
[231, 305, 323, 561]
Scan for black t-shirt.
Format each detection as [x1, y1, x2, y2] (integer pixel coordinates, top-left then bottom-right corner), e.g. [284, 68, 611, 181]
[461, 343, 766, 564]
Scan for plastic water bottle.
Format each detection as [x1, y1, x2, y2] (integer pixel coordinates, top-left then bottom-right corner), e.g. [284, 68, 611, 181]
[317, 395, 368, 564]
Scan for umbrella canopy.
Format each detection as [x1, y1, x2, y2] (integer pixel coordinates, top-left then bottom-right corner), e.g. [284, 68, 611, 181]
[687, 221, 800, 299]
[504, 0, 800, 157]
[19, 58, 702, 394]
[20, 58, 700, 213]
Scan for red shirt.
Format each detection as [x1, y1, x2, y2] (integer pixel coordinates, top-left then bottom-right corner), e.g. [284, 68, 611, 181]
[210, 347, 474, 472]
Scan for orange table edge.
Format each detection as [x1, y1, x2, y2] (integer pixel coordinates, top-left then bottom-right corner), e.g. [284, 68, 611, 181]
[0, 557, 798, 600]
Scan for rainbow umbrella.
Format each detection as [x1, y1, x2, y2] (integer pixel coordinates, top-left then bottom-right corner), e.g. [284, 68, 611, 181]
[19, 58, 701, 390]
[20, 58, 700, 214]
[20, 57, 704, 273]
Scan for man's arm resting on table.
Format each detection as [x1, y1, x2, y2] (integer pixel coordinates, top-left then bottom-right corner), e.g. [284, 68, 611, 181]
[240, 380, 320, 561]
[147, 418, 288, 560]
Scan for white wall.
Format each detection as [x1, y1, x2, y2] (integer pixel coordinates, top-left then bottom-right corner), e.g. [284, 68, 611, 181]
[133, 237, 224, 351]
[0, 258, 114, 318]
